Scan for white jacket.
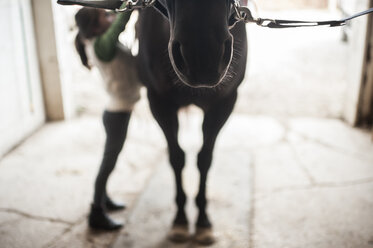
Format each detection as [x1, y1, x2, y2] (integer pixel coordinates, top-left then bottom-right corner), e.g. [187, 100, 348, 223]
[85, 40, 141, 112]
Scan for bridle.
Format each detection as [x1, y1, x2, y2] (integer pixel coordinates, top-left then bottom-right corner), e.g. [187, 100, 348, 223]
[58, 0, 373, 28]
[117, 0, 373, 28]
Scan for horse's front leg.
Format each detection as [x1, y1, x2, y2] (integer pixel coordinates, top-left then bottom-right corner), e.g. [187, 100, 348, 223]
[147, 91, 189, 242]
[195, 92, 237, 245]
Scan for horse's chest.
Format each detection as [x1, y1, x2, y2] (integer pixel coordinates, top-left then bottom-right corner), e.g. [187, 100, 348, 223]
[164, 88, 224, 110]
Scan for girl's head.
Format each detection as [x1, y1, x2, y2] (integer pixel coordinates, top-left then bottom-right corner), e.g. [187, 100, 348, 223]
[75, 7, 114, 69]
[75, 7, 114, 39]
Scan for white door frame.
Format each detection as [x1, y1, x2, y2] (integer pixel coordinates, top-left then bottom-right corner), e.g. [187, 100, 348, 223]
[344, 0, 372, 127]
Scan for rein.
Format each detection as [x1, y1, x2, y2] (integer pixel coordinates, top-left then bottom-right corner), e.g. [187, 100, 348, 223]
[232, 0, 373, 28]
[57, 0, 373, 28]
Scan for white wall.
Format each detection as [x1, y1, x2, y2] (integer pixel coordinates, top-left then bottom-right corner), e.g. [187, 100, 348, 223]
[0, 0, 45, 157]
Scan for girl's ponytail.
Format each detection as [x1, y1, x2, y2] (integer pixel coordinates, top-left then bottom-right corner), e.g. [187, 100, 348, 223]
[75, 32, 91, 70]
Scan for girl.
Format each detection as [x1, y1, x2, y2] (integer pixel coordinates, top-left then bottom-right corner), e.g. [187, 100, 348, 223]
[75, 7, 141, 230]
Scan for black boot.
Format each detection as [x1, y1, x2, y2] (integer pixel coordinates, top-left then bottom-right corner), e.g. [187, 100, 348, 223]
[88, 205, 123, 231]
[105, 197, 126, 211]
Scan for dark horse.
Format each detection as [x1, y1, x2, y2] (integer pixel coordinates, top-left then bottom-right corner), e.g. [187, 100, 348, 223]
[136, 0, 247, 244]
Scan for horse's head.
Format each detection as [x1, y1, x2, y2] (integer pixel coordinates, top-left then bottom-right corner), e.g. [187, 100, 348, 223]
[157, 0, 237, 88]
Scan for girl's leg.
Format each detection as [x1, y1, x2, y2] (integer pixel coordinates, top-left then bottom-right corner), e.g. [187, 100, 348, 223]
[89, 110, 131, 230]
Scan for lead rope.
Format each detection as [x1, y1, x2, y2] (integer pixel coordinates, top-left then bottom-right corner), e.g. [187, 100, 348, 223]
[233, 0, 373, 28]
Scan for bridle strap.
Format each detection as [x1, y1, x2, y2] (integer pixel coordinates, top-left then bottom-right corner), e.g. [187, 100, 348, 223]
[152, 0, 168, 18]
[233, 0, 373, 28]
[264, 8, 373, 28]
[57, 0, 169, 18]
[57, 0, 123, 10]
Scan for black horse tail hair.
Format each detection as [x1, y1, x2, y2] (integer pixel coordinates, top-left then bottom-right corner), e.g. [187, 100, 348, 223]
[75, 32, 91, 70]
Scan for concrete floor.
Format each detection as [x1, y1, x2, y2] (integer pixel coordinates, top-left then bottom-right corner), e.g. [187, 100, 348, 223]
[1, 10, 373, 248]
[0, 110, 372, 248]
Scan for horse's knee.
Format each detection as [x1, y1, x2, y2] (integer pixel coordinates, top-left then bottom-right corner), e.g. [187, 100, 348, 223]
[196, 193, 206, 207]
[197, 148, 213, 172]
[169, 147, 185, 172]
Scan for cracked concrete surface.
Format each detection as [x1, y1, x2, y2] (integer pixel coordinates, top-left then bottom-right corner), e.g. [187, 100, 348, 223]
[0, 109, 372, 248]
[1, 8, 373, 248]
[0, 104, 167, 248]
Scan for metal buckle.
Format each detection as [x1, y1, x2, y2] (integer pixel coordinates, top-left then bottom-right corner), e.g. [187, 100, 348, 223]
[232, 0, 264, 24]
[255, 18, 276, 27]
[232, 0, 243, 21]
[116, 0, 156, 12]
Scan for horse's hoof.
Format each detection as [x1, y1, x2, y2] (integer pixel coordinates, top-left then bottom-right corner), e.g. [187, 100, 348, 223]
[194, 227, 216, 246]
[167, 224, 190, 243]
